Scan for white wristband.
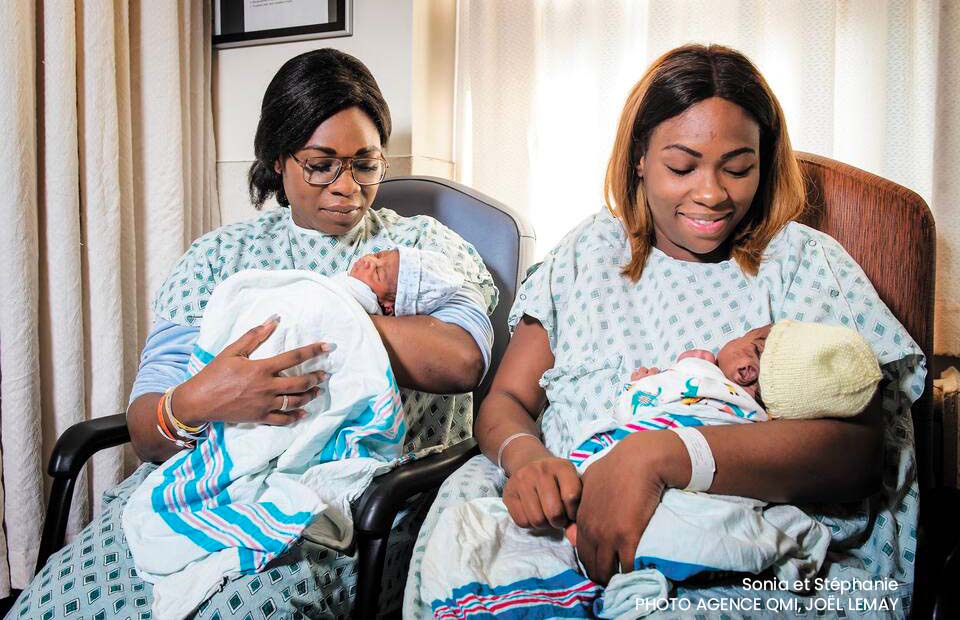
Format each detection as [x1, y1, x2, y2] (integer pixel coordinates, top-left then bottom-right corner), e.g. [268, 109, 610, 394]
[496, 432, 539, 470]
[669, 427, 715, 492]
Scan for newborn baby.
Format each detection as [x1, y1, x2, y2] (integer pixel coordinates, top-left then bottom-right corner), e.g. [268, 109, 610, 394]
[334, 246, 463, 317]
[124, 245, 465, 620]
[617, 319, 881, 428]
[420, 321, 884, 620]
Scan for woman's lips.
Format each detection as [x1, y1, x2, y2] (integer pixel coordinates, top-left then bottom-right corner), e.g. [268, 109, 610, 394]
[679, 212, 730, 234]
[320, 206, 361, 217]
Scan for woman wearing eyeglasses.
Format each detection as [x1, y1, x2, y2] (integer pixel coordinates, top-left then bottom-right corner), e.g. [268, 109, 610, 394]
[13, 49, 496, 620]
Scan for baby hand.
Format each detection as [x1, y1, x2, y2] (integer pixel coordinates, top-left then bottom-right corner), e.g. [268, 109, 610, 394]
[564, 523, 578, 546]
[630, 366, 661, 381]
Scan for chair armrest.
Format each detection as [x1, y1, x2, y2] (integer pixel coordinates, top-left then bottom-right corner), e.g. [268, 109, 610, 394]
[353, 438, 481, 536]
[48, 413, 131, 478]
[36, 413, 132, 575]
[930, 487, 960, 619]
[937, 537, 960, 619]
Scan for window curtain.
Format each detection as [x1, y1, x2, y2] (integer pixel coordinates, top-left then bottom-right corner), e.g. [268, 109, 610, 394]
[0, 0, 219, 594]
[454, 0, 960, 355]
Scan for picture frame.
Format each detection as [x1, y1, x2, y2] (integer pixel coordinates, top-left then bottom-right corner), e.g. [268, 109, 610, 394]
[213, 0, 352, 49]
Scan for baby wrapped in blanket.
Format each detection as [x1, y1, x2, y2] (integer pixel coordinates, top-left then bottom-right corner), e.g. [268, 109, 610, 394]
[122, 246, 462, 620]
[422, 321, 883, 619]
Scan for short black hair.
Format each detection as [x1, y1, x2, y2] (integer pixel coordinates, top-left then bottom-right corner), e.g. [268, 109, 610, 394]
[248, 48, 392, 208]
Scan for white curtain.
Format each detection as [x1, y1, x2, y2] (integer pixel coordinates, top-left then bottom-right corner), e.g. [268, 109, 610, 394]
[0, 0, 219, 594]
[455, 0, 960, 355]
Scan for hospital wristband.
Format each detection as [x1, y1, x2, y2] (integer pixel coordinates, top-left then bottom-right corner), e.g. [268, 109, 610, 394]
[669, 426, 715, 492]
[496, 432, 539, 470]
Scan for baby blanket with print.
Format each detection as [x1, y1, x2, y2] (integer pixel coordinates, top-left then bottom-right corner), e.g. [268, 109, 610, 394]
[421, 358, 830, 619]
[122, 269, 405, 620]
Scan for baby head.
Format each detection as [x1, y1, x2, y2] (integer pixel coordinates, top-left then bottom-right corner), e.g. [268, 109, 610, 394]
[715, 320, 882, 419]
[349, 249, 400, 315]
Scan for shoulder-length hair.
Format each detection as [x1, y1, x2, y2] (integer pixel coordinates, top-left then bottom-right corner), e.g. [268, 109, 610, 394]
[603, 44, 805, 280]
[248, 48, 392, 209]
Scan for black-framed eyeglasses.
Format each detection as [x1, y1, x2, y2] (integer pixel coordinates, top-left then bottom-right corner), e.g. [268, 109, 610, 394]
[288, 152, 389, 187]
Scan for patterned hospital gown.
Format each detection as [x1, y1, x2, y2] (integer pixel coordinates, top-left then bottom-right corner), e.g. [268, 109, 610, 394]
[404, 208, 925, 619]
[9, 207, 497, 620]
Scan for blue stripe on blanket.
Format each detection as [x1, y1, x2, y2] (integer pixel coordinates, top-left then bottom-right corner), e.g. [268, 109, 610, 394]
[317, 368, 404, 462]
[188, 344, 215, 375]
[431, 570, 600, 619]
[569, 413, 704, 467]
[150, 421, 313, 574]
[191, 344, 215, 365]
[634, 556, 720, 581]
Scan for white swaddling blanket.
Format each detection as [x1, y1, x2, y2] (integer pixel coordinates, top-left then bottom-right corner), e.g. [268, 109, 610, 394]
[122, 269, 405, 620]
[421, 359, 831, 619]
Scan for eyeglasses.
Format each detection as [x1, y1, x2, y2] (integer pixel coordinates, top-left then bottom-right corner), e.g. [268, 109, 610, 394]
[288, 152, 388, 187]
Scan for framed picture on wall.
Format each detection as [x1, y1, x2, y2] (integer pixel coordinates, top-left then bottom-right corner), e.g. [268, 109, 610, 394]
[213, 0, 351, 49]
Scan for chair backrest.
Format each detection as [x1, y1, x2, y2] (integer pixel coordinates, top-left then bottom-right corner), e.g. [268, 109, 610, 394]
[795, 152, 937, 488]
[375, 176, 536, 405]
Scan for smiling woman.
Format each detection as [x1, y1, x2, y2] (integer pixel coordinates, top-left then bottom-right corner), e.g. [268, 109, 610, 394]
[404, 44, 924, 619]
[636, 98, 760, 263]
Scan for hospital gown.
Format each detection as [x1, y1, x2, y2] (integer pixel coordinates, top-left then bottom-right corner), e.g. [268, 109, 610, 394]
[10, 206, 497, 620]
[404, 208, 925, 620]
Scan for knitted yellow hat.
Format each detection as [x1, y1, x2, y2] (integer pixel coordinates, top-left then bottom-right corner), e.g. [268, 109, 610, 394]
[758, 320, 882, 420]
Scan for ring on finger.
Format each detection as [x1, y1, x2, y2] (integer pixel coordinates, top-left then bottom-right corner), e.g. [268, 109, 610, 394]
[280, 394, 289, 412]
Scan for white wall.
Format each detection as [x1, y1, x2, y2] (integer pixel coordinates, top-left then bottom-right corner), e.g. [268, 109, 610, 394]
[214, 0, 456, 225]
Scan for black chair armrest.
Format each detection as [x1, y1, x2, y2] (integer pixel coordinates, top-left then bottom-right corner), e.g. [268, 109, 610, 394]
[36, 413, 131, 574]
[930, 487, 960, 619]
[936, 537, 960, 620]
[354, 438, 480, 536]
[48, 413, 131, 478]
[350, 438, 481, 620]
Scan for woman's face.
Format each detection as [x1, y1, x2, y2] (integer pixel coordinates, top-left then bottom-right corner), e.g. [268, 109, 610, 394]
[278, 106, 383, 235]
[637, 97, 761, 262]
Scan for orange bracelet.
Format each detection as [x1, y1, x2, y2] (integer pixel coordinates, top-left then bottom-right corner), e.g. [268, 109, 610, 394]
[156, 393, 194, 449]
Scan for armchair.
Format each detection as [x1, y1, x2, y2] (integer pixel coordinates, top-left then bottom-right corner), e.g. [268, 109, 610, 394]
[795, 152, 953, 619]
[382, 153, 952, 619]
[34, 176, 536, 619]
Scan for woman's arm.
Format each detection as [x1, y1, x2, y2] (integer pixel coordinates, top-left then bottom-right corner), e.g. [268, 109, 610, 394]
[575, 390, 885, 584]
[662, 391, 885, 502]
[369, 281, 494, 394]
[473, 316, 582, 530]
[475, 316, 553, 468]
[369, 315, 484, 394]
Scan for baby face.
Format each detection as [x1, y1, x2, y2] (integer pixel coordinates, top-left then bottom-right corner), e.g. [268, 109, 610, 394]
[350, 249, 399, 315]
[716, 324, 773, 400]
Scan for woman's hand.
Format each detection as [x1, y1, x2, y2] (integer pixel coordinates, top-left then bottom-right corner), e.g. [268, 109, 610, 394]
[575, 432, 673, 585]
[503, 456, 581, 530]
[174, 317, 332, 426]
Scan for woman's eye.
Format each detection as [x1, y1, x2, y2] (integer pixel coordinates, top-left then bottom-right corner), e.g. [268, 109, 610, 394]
[666, 166, 694, 176]
[725, 166, 754, 178]
[308, 163, 334, 173]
